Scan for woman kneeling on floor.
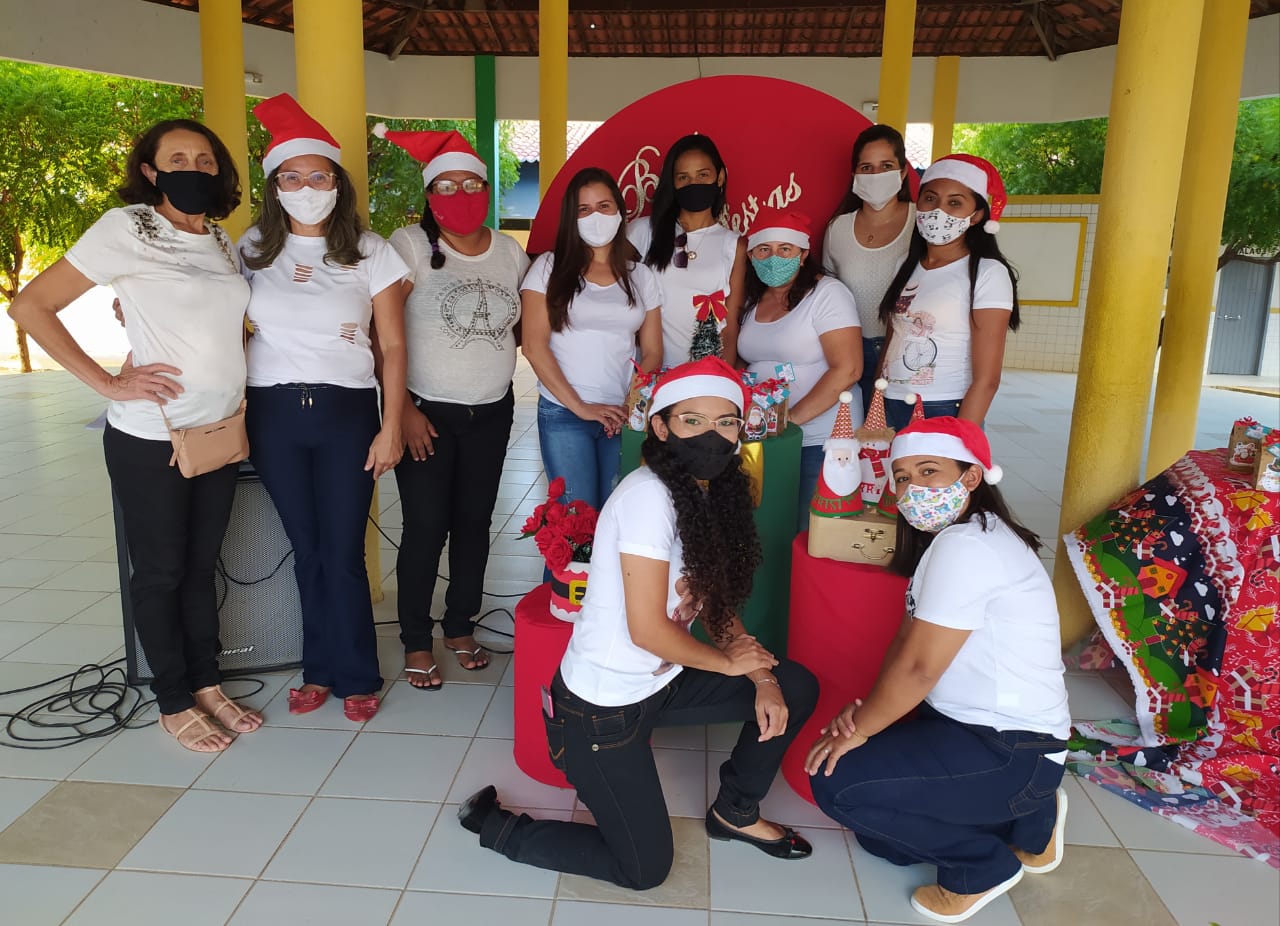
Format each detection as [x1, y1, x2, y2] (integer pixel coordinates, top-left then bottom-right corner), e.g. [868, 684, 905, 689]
[459, 356, 820, 889]
[806, 417, 1070, 924]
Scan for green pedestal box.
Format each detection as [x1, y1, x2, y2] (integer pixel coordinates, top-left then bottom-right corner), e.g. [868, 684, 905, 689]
[618, 424, 802, 655]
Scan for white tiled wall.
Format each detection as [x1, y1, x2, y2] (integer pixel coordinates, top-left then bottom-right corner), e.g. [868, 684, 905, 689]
[1002, 199, 1098, 373]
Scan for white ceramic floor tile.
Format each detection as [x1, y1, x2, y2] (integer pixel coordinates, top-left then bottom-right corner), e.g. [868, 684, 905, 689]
[2, 588, 106, 623]
[22, 535, 116, 563]
[263, 797, 438, 888]
[710, 826, 860, 919]
[393, 891, 554, 925]
[847, 833, 1022, 926]
[408, 802, 563, 898]
[707, 723, 741, 752]
[364, 679, 495, 736]
[120, 789, 308, 877]
[711, 914, 862, 926]
[0, 726, 112, 780]
[1065, 673, 1137, 723]
[654, 747, 708, 818]
[69, 726, 220, 788]
[0, 777, 56, 831]
[0, 620, 54, 658]
[1079, 778, 1238, 855]
[37, 561, 121, 592]
[477, 684, 515, 739]
[65, 593, 123, 625]
[64, 870, 252, 926]
[446, 736, 576, 811]
[0, 558, 73, 588]
[194, 726, 355, 795]
[319, 731, 469, 802]
[1130, 849, 1280, 926]
[5, 623, 122, 664]
[1059, 774, 1120, 847]
[552, 900, 709, 926]
[229, 881, 400, 926]
[0, 863, 104, 926]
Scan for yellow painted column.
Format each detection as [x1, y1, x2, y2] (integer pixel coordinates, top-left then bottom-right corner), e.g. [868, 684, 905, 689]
[930, 55, 959, 163]
[877, 0, 918, 131]
[293, 0, 381, 600]
[1052, 0, 1205, 645]
[293, 0, 370, 221]
[199, 0, 251, 239]
[539, 0, 569, 198]
[1147, 1, 1251, 478]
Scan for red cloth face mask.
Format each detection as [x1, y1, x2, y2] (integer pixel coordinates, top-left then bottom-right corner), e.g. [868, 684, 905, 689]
[430, 190, 489, 235]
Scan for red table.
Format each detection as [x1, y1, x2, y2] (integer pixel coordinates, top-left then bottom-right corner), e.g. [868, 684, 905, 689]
[513, 583, 574, 789]
[780, 532, 908, 804]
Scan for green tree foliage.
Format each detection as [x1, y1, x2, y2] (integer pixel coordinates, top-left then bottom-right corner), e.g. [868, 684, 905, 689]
[954, 98, 1280, 264]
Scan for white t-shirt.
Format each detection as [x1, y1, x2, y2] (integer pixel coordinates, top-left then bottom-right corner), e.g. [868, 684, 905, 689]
[521, 252, 663, 407]
[561, 467, 689, 706]
[882, 256, 1014, 402]
[821, 205, 915, 339]
[239, 229, 408, 388]
[389, 225, 530, 405]
[628, 216, 741, 366]
[908, 515, 1070, 740]
[737, 276, 862, 448]
[64, 205, 250, 441]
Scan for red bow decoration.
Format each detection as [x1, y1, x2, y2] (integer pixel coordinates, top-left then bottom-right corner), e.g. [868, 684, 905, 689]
[1235, 416, 1259, 428]
[630, 359, 659, 386]
[750, 377, 785, 398]
[693, 290, 728, 324]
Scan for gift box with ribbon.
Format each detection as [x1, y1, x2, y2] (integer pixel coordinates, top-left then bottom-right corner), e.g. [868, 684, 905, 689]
[741, 364, 796, 441]
[624, 362, 662, 432]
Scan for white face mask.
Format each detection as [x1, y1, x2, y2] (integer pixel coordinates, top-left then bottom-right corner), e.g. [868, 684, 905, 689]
[852, 171, 904, 211]
[278, 187, 338, 226]
[916, 207, 973, 246]
[577, 210, 623, 247]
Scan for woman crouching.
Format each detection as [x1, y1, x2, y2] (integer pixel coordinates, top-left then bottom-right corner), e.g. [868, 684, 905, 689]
[806, 418, 1070, 924]
[459, 357, 819, 889]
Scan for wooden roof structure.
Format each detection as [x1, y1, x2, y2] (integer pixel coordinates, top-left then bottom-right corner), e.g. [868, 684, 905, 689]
[146, 1, 1280, 60]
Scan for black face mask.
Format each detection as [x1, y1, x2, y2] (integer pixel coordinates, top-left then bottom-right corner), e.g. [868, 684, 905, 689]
[665, 429, 737, 481]
[673, 181, 720, 214]
[152, 169, 220, 217]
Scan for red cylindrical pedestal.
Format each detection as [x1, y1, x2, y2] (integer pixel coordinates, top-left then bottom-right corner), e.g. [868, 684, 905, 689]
[513, 583, 574, 789]
[781, 533, 908, 804]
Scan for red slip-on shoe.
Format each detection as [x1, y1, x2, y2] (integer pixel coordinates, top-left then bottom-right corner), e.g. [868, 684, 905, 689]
[287, 687, 329, 715]
[343, 695, 380, 723]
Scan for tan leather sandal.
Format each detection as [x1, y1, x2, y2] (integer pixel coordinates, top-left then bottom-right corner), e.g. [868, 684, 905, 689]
[194, 685, 263, 734]
[160, 708, 230, 753]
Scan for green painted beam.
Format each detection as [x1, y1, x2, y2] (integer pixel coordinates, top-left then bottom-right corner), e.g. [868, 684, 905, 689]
[474, 54, 499, 228]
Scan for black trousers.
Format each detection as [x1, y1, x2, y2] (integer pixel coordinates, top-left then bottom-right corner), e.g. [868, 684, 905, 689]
[394, 386, 514, 648]
[481, 659, 819, 890]
[104, 424, 238, 714]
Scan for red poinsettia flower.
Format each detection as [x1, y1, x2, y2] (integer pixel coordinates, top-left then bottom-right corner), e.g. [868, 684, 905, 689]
[547, 476, 566, 501]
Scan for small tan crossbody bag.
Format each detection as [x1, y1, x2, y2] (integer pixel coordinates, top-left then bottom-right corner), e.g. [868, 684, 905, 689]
[161, 401, 249, 478]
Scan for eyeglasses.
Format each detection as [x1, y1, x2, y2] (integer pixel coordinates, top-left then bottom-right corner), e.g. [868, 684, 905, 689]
[673, 232, 698, 269]
[672, 412, 743, 434]
[276, 170, 338, 192]
[430, 178, 489, 196]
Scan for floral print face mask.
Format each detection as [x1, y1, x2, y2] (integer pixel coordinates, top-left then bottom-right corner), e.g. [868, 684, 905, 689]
[897, 477, 970, 532]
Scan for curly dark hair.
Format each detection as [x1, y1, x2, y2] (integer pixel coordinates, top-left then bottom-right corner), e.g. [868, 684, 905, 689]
[641, 419, 762, 642]
[118, 119, 241, 220]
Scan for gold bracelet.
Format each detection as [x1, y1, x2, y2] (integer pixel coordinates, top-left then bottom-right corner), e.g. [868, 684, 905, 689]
[753, 677, 779, 687]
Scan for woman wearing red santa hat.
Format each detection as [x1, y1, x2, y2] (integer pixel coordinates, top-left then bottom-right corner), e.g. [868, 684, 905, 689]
[805, 417, 1069, 924]
[239, 94, 410, 722]
[458, 357, 819, 889]
[876, 153, 1020, 431]
[374, 125, 531, 687]
[736, 207, 862, 530]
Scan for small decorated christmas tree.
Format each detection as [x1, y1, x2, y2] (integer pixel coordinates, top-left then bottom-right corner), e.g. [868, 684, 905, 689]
[688, 290, 728, 362]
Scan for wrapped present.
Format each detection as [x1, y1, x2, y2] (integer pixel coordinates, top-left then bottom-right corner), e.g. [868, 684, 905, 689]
[1227, 416, 1270, 472]
[742, 365, 795, 441]
[624, 362, 662, 432]
[1255, 431, 1280, 494]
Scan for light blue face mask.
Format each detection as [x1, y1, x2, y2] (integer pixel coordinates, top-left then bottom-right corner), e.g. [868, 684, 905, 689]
[751, 254, 802, 288]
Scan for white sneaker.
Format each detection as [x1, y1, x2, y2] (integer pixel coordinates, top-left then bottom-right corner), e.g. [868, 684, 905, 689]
[1014, 787, 1068, 874]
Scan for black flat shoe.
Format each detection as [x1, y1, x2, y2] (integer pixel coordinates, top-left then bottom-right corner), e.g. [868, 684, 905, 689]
[704, 809, 813, 859]
[458, 785, 499, 834]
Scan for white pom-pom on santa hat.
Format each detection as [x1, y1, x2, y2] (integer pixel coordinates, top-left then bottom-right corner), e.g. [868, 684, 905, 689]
[902, 391, 916, 403]
[888, 416, 1004, 485]
[372, 122, 389, 139]
[838, 390, 853, 404]
[983, 464, 1004, 484]
[875, 377, 889, 392]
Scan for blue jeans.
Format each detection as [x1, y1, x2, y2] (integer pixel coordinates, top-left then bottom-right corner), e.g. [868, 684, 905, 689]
[810, 703, 1065, 895]
[246, 385, 383, 698]
[798, 444, 825, 533]
[536, 395, 622, 512]
[884, 397, 962, 431]
[859, 336, 886, 414]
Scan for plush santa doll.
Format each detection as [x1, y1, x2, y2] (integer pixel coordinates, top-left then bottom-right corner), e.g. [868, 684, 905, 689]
[810, 392, 864, 516]
[857, 379, 923, 505]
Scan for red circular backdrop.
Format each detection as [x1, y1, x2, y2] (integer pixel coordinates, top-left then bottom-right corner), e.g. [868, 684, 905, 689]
[527, 76, 877, 261]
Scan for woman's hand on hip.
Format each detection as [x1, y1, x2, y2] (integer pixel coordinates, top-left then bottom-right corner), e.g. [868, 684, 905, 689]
[402, 403, 438, 461]
[754, 679, 789, 741]
[720, 634, 778, 677]
[574, 401, 627, 436]
[365, 426, 404, 479]
[102, 362, 184, 405]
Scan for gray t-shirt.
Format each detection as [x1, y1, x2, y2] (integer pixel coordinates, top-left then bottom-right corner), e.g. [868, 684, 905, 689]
[389, 225, 530, 405]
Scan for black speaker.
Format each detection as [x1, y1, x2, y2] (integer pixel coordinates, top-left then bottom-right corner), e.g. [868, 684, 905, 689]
[114, 463, 305, 685]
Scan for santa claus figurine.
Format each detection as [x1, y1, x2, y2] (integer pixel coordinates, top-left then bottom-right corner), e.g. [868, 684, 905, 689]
[810, 391, 864, 517]
[857, 379, 923, 505]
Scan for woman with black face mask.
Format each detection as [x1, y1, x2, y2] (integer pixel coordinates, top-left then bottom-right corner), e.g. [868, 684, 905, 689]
[630, 134, 747, 366]
[457, 357, 820, 890]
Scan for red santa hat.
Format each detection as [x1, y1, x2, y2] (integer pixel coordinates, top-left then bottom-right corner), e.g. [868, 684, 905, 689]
[861, 379, 891, 431]
[372, 124, 487, 187]
[889, 416, 1004, 484]
[650, 356, 751, 417]
[747, 208, 811, 251]
[824, 391, 858, 452]
[920, 154, 1007, 233]
[255, 94, 342, 175]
